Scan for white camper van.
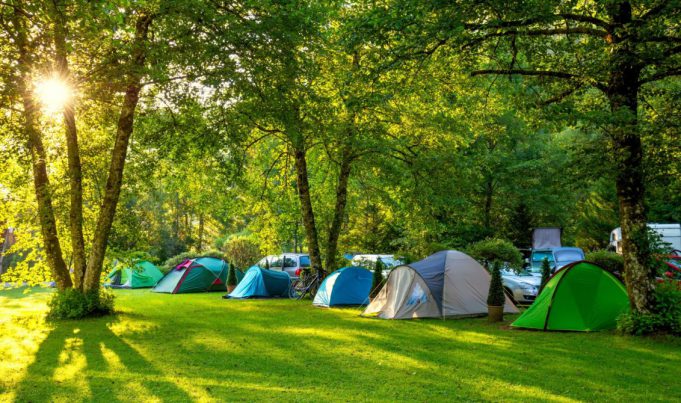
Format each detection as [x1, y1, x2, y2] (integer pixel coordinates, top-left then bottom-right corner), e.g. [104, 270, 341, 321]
[610, 223, 681, 254]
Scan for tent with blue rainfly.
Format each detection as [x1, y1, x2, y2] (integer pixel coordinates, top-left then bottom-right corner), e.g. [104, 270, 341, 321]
[106, 260, 163, 288]
[226, 266, 290, 298]
[313, 266, 372, 307]
[152, 257, 229, 294]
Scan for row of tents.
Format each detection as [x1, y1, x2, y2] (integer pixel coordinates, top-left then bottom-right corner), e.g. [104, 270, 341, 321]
[106, 250, 630, 332]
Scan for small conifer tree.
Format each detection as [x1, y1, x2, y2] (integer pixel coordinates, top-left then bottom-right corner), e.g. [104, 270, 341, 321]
[371, 258, 384, 297]
[487, 261, 505, 306]
[540, 257, 552, 290]
[227, 263, 238, 287]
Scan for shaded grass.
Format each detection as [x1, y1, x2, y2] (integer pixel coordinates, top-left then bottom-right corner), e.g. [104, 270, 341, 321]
[1, 288, 680, 402]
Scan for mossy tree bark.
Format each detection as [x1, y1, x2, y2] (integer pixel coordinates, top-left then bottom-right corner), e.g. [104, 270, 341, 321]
[50, 0, 87, 290]
[83, 13, 154, 292]
[13, 3, 72, 290]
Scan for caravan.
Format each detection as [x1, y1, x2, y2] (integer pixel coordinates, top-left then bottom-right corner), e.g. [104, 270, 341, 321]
[610, 223, 681, 254]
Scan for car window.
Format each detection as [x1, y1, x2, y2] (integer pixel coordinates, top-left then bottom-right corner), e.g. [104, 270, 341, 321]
[270, 257, 283, 267]
[299, 256, 310, 267]
[283, 257, 297, 268]
[554, 250, 584, 262]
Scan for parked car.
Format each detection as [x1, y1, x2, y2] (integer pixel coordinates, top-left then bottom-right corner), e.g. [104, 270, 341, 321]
[528, 247, 585, 277]
[350, 254, 404, 278]
[501, 269, 540, 305]
[265, 253, 311, 278]
[658, 253, 681, 286]
[256, 255, 278, 269]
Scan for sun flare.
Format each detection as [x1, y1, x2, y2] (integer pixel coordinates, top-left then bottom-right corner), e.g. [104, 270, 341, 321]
[34, 76, 72, 113]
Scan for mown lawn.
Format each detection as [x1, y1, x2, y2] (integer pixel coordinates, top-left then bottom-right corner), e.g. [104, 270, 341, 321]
[1, 288, 680, 402]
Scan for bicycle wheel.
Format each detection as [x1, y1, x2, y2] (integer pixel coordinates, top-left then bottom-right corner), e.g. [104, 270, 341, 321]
[308, 280, 320, 299]
[289, 279, 306, 299]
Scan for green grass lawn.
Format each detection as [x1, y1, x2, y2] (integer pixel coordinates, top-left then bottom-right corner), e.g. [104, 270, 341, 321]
[1, 288, 680, 402]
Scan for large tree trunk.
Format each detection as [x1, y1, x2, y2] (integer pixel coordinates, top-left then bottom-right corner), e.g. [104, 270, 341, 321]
[83, 14, 153, 291]
[324, 142, 353, 272]
[608, 2, 655, 314]
[13, 5, 73, 290]
[292, 145, 323, 272]
[51, 0, 87, 290]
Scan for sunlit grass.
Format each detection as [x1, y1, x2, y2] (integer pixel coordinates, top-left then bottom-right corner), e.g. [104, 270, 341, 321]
[1, 287, 680, 401]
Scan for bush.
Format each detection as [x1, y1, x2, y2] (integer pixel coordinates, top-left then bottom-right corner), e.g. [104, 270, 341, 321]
[227, 264, 238, 287]
[47, 288, 115, 320]
[586, 250, 624, 277]
[467, 238, 522, 269]
[487, 261, 505, 306]
[163, 249, 228, 272]
[371, 258, 385, 298]
[222, 236, 261, 269]
[617, 282, 681, 336]
[540, 257, 552, 290]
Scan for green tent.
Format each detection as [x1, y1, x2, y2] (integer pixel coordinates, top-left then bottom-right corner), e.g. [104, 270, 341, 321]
[152, 257, 228, 294]
[511, 261, 629, 332]
[106, 260, 164, 289]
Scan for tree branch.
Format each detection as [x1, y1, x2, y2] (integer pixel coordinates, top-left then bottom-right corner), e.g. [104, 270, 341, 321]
[464, 26, 608, 49]
[465, 13, 611, 31]
[471, 69, 607, 92]
[640, 67, 681, 84]
[471, 69, 577, 79]
[638, 1, 671, 22]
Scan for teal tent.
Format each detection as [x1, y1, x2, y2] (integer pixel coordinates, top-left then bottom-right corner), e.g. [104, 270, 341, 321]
[313, 266, 372, 307]
[106, 260, 163, 289]
[153, 257, 228, 294]
[226, 266, 290, 298]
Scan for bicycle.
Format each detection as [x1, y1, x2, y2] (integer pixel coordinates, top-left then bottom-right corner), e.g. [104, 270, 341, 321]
[289, 268, 325, 300]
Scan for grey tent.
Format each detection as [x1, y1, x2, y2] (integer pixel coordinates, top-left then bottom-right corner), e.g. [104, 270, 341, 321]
[362, 250, 518, 319]
[532, 227, 562, 249]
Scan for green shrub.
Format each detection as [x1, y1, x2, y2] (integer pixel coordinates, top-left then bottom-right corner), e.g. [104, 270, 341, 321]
[617, 282, 681, 336]
[586, 250, 624, 277]
[163, 249, 228, 272]
[227, 264, 238, 287]
[47, 288, 115, 320]
[467, 238, 522, 269]
[487, 261, 505, 306]
[371, 258, 385, 298]
[540, 257, 552, 290]
[222, 236, 261, 269]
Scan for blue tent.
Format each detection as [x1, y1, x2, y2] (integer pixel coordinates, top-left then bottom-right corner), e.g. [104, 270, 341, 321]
[226, 266, 291, 298]
[313, 266, 372, 307]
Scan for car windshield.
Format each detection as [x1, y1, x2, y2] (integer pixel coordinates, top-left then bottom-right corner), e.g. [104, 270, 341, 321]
[532, 252, 554, 263]
[299, 256, 310, 267]
[555, 250, 583, 263]
[529, 252, 554, 273]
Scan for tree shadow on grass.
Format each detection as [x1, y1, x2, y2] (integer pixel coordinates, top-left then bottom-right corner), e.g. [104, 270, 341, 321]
[13, 314, 193, 403]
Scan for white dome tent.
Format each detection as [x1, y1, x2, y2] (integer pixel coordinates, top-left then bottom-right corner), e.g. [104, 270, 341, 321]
[362, 250, 518, 319]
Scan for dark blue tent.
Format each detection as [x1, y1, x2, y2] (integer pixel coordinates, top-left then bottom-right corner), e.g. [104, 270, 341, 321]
[225, 266, 291, 298]
[313, 266, 372, 307]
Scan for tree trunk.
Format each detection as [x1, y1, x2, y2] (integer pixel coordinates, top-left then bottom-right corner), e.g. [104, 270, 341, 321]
[292, 145, 323, 272]
[483, 176, 494, 232]
[608, 2, 655, 314]
[13, 5, 72, 290]
[83, 14, 153, 292]
[324, 142, 353, 272]
[51, 0, 87, 290]
[198, 213, 204, 251]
